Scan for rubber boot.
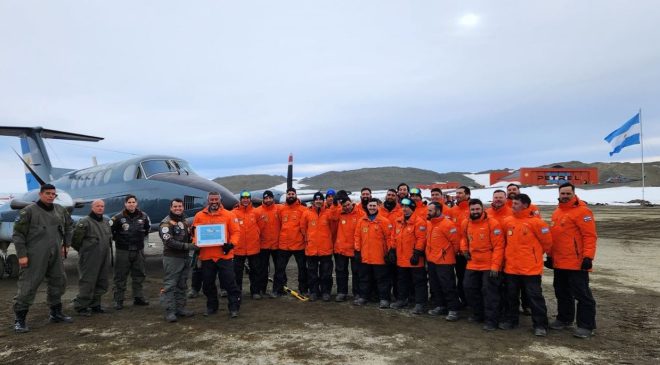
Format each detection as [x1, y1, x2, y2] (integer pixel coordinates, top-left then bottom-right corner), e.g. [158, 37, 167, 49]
[14, 310, 29, 333]
[49, 303, 73, 323]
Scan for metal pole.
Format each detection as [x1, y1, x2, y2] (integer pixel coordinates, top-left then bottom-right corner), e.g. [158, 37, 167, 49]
[639, 108, 646, 205]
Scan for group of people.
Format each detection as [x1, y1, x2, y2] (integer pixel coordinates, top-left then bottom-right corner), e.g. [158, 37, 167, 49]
[11, 181, 598, 340]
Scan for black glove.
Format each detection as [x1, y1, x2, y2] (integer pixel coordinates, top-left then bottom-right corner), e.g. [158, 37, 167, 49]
[410, 249, 424, 266]
[581, 257, 592, 270]
[463, 251, 471, 261]
[222, 243, 235, 255]
[385, 248, 397, 264]
[489, 270, 499, 278]
[544, 256, 553, 269]
[354, 250, 362, 263]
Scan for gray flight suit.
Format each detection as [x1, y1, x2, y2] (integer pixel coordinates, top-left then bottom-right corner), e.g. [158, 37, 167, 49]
[111, 209, 151, 302]
[159, 214, 193, 314]
[12, 202, 73, 312]
[71, 214, 113, 311]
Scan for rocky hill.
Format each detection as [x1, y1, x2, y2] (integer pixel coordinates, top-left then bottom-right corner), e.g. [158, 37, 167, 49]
[213, 174, 286, 192]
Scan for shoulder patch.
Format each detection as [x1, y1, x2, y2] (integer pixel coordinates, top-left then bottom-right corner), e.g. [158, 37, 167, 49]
[419, 226, 426, 231]
[583, 216, 592, 222]
[493, 229, 501, 235]
[161, 227, 170, 234]
[162, 233, 171, 240]
[541, 227, 550, 234]
[449, 228, 457, 234]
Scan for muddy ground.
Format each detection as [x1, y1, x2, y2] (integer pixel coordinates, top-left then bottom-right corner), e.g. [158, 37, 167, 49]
[1, 206, 659, 364]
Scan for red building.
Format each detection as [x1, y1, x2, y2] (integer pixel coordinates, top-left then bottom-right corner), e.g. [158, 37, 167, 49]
[416, 182, 461, 190]
[491, 167, 598, 186]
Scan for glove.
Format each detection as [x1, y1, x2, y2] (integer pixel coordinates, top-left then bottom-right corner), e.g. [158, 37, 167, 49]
[581, 257, 592, 270]
[489, 270, 499, 278]
[544, 256, 553, 269]
[385, 248, 397, 264]
[463, 251, 471, 261]
[409, 249, 424, 266]
[222, 243, 235, 255]
[354, 250, 362, 263]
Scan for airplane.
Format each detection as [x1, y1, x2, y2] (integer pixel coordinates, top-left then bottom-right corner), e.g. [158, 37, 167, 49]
[0, 126, 297, 279]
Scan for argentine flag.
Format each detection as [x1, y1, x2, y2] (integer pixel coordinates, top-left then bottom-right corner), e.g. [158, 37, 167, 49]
[604, 113, 641, 156]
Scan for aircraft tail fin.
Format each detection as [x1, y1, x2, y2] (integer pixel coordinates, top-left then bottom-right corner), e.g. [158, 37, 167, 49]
[287, 153, 293, 190]
[0, 126, 103, 189]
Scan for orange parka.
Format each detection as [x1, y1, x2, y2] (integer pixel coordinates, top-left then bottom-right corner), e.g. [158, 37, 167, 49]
[460, 213, 505, 272]
[550, 196, 597, 271]
[486, 205, 513, 224]
[502, 208, 553, 276]
[507, 200, 542, 218]
[447, 200, 470, 241]
[335, 204, 364, 257]
[254, 203, 280, 250]
[379, 203, 403, 225]
[354, 215, 393, 265]
[278, 200, 306, 251]
[392, 215, 427, 268]
[325, 201, 341, 244]
[192, 206, 241, 261]
[302, 206, 336, 256]
[426, 216, 459, 265]
[233, 204, 261, 256]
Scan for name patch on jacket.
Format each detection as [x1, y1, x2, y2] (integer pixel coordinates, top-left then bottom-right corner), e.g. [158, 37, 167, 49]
[583, 216, 592, 222]
[541, 227, 550, 234]
[493, 229, 501, 235]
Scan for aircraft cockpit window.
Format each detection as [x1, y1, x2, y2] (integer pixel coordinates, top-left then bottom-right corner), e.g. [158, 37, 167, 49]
[141, 159, 176, 178]
[78, 176, 86, 189]
[85, 174, 94, 187]
[123, 164, 138, 182]
[173, 160, 196, 175]
[70, 177, 77, 190]
[94, 171, 104, 185]
[103, 169, 112, 184]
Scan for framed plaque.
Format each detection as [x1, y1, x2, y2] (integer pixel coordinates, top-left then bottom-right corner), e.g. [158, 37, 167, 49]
[195, 224, 227, 246]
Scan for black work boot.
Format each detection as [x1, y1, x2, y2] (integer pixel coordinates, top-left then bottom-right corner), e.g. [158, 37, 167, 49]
[49, 303, 73, 323]
[14, 310, 29, 333]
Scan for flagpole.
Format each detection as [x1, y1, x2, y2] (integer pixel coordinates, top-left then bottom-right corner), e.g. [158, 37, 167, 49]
[640, 108, 646, 205]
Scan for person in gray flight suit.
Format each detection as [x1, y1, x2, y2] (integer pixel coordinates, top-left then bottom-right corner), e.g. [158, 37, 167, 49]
[160, 198, 198, 322]
[71, 199, 113, 316]
[111, 194, 151, 309]
[12, 184, 74, 333]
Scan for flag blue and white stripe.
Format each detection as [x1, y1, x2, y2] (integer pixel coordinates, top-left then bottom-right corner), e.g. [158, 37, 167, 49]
[604, 113, 641, 156]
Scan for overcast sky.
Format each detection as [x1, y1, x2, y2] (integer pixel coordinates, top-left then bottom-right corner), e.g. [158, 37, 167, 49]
[2, 1, 659, 193]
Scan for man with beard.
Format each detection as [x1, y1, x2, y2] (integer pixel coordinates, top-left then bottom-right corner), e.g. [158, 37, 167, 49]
[273, 188, 308, 297]
[460, 199, 505, 331]
[13, 184, 73, 333]
[379, 189, 402, 224]
[159, 198, 196, 322]
[233, 191, 262, 299]
[334, 191, 363, 302]
[192, 192, 242, 318]
[354, 198, 393, 308]
[447, 186, 471, 308]
[548, 182, 597, 339]
[72, 199, 113, 317]
[397, 183, 410, 202]
[506, 183, 541, 217]
[499, 194, 553, 336]
[302, 192, 335, 301]
[426, 202, 461, 321]
[390, 199, 428, 315]
[486, 190, 512, 223]
[254, 190, 280, 297]
[359, 187, 372, 214]
[110, 195, 151, 309]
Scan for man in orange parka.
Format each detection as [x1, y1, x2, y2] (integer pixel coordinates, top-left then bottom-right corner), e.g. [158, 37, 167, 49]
[254, 190, 280, 297]
[408, 188, 428, 222]
[499, 194, 553, 336]
[486, 190, 513, 223]
[461, 199, 505, 331]
[425, 202, 461, 321]
[390, 198, 428, 314]
[379, 189, 403, 224]
[548, 182, 597, 339]
[273, 188, 308, 297]
[353, 198, 393, 308]
[324, 189, 340, 244]
[232, 191, 262, 299]
[506, 183, 541, 217]
[302, 192, 336, 301]
[447, 185, 471, 307]
[334, 191, 363, 302]
[191, 191, 242, 317]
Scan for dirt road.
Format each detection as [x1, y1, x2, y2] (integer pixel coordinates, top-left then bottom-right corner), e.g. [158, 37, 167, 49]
[1, 206, 659, 364]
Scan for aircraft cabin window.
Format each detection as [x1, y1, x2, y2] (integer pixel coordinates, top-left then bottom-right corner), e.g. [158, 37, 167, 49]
[123, 164, 138, 182]
[95, 171, 104, 185]
[103, 169, 112, 184]
[141, 160, 175, 178]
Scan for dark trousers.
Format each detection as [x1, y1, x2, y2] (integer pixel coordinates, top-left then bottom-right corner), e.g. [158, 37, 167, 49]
[201, 259, 241, 312]
[233, 254, 261, 295]
[307, 255, 333, 296]
[257, 249, 277, 293]
[553, 269, 597, 330]
[396, 267, 428, 305]
[334, 254, 359, 296]
[464, 269, 502, 324]
[190, 253, 203, 292]
[503, 274, 548, 329]
[428, 263, 460, 311]
[455, 254, 467, 306]
[388, 262, 398, 300]
[273, 249, 308, 295]
[359, 264, 391, 301]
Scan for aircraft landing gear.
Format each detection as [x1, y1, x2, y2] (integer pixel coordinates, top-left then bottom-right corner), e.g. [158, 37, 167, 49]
[0, 244, 20, 279]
